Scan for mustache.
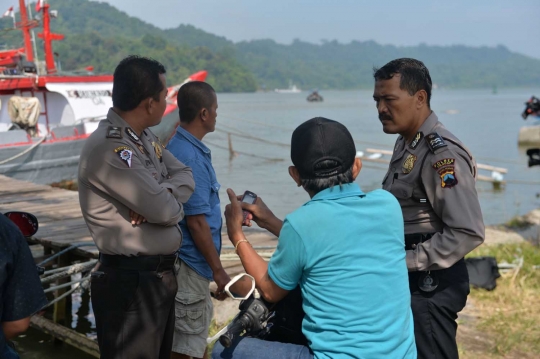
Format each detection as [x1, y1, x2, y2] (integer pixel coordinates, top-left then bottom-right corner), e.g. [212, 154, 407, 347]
[379, 113, 392, 122]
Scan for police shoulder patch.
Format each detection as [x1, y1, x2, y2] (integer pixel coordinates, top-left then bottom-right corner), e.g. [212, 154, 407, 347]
[432, 158, 457, 188]
[425, 132, 447, 153]
[409, 131, 423, 150]
[114, 146, 133, 167]
[432, 158, 455, 170]
[438, 167, 458, 188]
[106, 126, 122, 139]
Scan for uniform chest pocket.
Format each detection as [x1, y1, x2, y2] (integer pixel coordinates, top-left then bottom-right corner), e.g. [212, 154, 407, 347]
[390, 178, 414, 199]
[142, 157, 160, 181]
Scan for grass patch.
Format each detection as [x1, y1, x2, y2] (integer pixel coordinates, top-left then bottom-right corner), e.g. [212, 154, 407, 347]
[466, 242, 540, 357]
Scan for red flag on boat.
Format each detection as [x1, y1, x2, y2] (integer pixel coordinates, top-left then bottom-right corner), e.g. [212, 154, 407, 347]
[2, 6, 14, 18]
[36, 0, 44, 12]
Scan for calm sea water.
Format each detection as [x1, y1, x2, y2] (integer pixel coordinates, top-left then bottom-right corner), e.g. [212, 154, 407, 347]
[209, 88, 540, 226]
[16, 88, 540, 357]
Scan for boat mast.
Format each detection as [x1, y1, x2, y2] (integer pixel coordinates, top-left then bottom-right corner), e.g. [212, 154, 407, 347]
[36, 2, 64, 74]
[18, 0, 34, 62]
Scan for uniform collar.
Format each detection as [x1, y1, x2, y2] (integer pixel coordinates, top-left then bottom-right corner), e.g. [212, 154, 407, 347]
[175, 126, 211, 155]
[403, 111, 439, 152]
[417, 111, 439, 135]
[106, 108, 129, 127]
[309, 183, 364, 203]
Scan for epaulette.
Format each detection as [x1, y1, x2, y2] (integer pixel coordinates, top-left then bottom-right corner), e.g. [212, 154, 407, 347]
[425, 132, 447, 153]
[106, 126, 122, 139]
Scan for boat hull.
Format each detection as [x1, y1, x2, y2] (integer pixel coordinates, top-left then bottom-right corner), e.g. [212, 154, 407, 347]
[0, 138, 86, 184]
[0, 111, 181, 185]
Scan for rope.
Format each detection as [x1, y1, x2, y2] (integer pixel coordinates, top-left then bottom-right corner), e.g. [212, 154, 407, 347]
[41, 260, 97, 284]
[221, 114, 530, 165]
[0, 136, 46, 165]
[42, 275, 91, 309]
[204, 139, 285, 162]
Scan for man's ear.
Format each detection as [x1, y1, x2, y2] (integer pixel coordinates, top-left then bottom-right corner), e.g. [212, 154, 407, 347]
[200, 107, 208, 122]
[415, 89, 428, 109]
[144, 97, 154, 114]
[351, 158, 362, 180]
[288, 166, 302, 187]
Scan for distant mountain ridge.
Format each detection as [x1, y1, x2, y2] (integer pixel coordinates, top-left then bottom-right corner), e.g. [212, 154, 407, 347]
[1, 0, 539, 91]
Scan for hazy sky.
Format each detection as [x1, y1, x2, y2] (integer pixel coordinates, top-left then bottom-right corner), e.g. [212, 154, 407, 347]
[3, 0, 540, 58]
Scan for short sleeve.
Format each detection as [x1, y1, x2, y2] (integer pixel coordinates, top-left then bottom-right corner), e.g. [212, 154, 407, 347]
[268, 220, 306, 290]
[2, 227, 47, 321]
[182, 159, 212, 216]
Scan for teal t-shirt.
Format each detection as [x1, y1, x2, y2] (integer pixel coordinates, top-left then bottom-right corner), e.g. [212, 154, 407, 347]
[268, 183, 416, 359]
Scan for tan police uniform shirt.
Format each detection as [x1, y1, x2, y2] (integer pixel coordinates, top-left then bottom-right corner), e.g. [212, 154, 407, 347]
[78, 108, 195, 256]
[382, 112, 485, 272]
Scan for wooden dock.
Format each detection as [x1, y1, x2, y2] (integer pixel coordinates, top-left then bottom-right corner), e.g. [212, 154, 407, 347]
[0, 174, 277, 357]
[0, 174, 277, 270]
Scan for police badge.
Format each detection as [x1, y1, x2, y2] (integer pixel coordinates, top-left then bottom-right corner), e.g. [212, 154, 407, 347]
[402, 154, 417, 174]
[152, 141, 163, 161]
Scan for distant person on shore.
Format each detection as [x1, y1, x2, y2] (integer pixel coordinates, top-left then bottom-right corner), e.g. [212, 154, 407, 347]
[373, 58, 485, 359]
[78, 55, 195, 359]
[166, 82, 230, 359]
[0, 213, 47, 359]
[213, 117, 417, 359]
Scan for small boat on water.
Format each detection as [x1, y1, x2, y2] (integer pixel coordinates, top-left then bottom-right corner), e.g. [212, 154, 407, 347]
[307, 90, 323, 102]
[275, 81, 301, 93]
[0, 0, 207, 184]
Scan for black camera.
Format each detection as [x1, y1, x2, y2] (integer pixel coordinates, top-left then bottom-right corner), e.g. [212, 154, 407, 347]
[219, 295, 271, 348]
[219, 286, 307, 348]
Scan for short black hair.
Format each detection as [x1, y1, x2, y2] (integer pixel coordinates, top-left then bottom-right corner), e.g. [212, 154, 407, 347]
[300, 160, 354, 194]
[112, 55, 166, 111]
[373, 58, 432, 107]
[177, 81, 216, 123]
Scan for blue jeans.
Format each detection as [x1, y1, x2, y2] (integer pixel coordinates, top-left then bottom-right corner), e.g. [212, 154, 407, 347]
[212, 337, 313, 359]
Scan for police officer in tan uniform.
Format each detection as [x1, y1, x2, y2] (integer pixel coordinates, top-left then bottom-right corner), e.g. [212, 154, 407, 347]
[78, 56, 195, 359]
[373, 58, 485, 359]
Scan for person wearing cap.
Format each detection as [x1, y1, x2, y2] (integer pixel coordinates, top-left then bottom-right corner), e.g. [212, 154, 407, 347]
[78, 56, 195, 359]
[212, 117, 417, 359]
[373, 58, 485, 359]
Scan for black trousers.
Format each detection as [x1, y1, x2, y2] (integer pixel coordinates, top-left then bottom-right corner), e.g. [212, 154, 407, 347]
[409, 259, 470, 359]
[91, 265, 177, 359]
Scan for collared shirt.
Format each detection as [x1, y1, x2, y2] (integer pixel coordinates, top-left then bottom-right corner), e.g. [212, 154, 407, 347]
[382, 111, 485, 271]
[0, 214, 47, 354]
[78, 109, 195, 256]
[268, 183, 416, 359]
[166, 127, 222, 280]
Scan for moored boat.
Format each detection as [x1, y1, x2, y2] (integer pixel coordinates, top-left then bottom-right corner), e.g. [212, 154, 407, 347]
[0, 0, 207, 184]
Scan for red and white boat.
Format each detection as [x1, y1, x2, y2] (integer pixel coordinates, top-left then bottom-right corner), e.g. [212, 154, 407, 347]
[0, 0, 207, 184]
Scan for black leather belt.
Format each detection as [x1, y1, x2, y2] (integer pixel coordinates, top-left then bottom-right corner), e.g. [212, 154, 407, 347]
[99, 253, 177, 272]
[404, 233, 435, 250]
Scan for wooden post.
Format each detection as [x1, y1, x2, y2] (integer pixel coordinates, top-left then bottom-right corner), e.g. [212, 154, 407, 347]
[228, 133, 235, 161]
[52, 248, 71, 346]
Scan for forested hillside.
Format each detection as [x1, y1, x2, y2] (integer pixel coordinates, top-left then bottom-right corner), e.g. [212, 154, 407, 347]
[1, 0, 539, 91]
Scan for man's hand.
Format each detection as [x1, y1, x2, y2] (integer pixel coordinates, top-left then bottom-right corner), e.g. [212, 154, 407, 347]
[213, 268, 231, 301]
[224, 189, 246, 239]
[236, 194, 277, 229]
[130, 210, 146, 225]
